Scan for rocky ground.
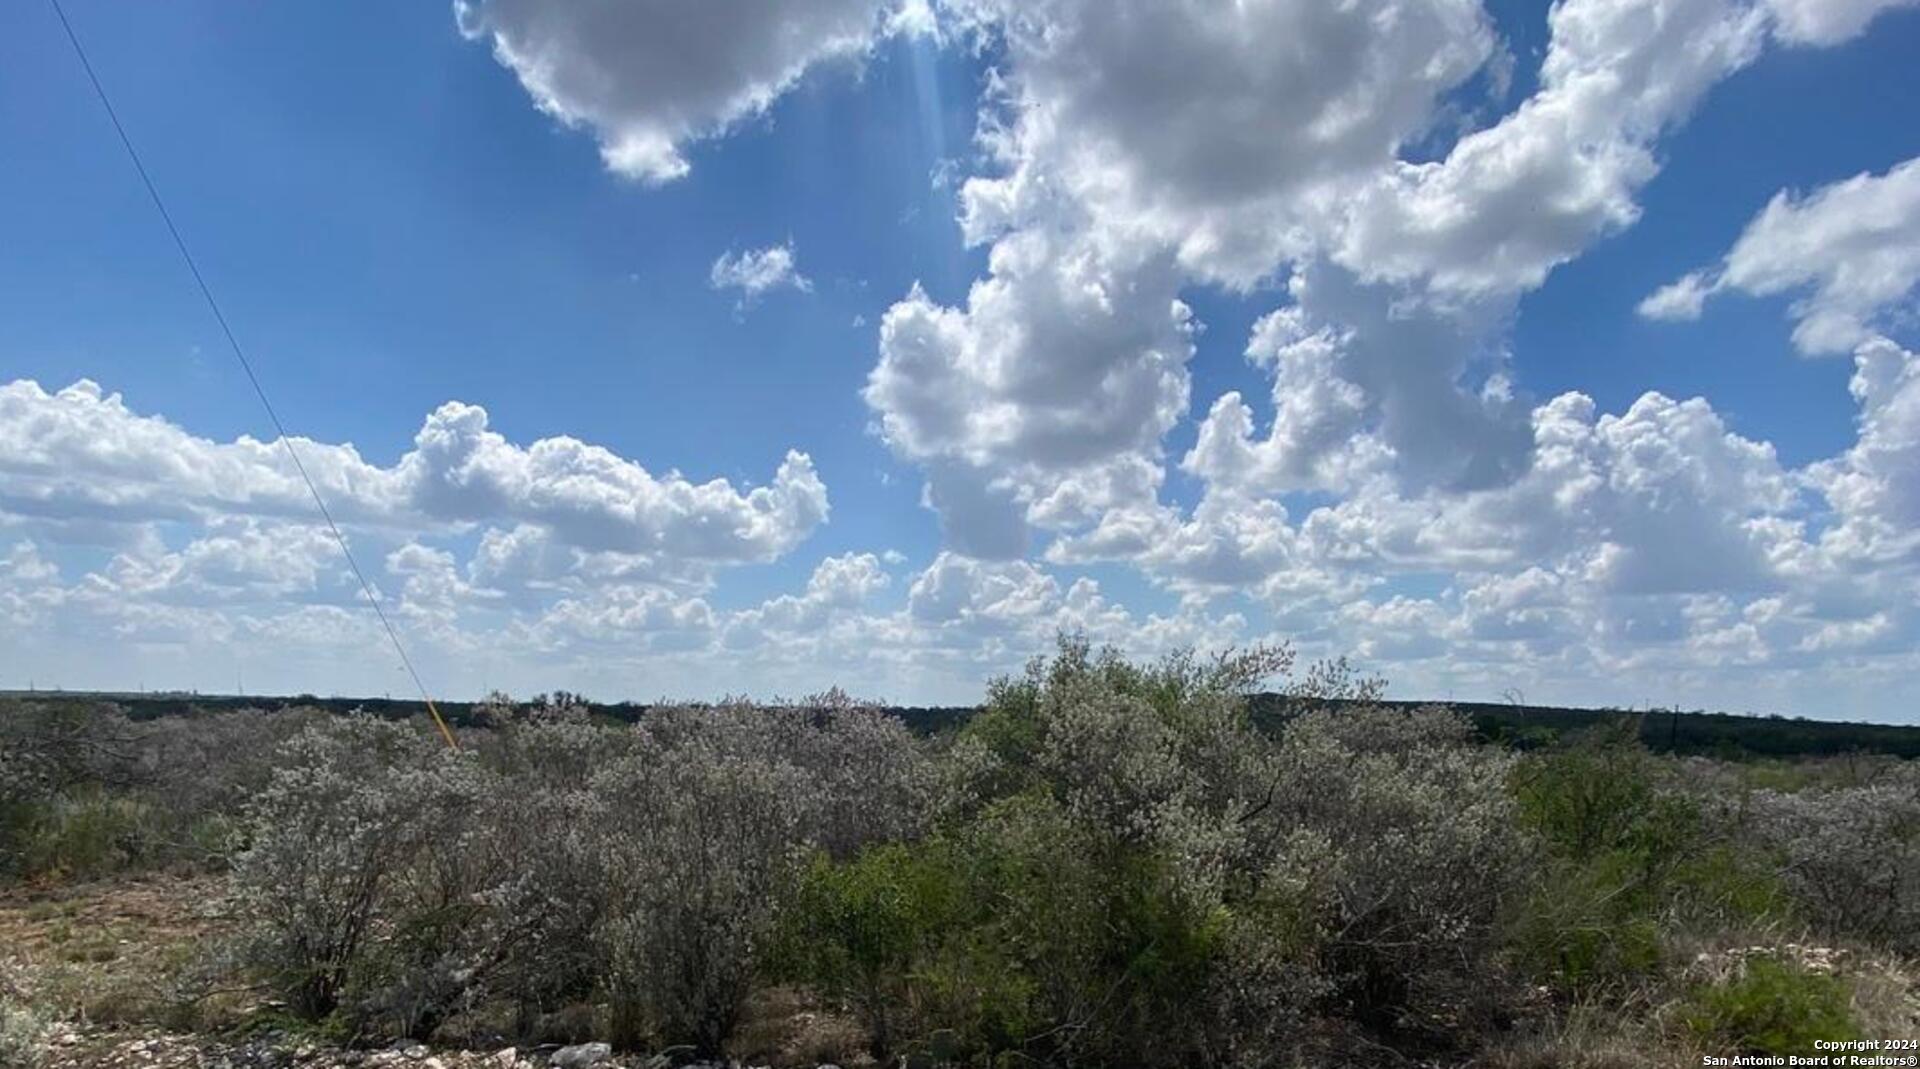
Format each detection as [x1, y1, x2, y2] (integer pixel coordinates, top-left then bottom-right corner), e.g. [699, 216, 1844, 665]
[32, 1025, 756, 1069]
[1, 877, 862, 1069]
[9, 877, 1917, 1069]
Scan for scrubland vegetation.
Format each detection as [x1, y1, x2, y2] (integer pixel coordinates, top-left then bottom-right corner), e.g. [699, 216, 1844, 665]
[2, 639, 1917, 1067]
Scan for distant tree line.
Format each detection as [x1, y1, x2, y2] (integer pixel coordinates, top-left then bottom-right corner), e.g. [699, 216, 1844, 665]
[29, 686, 1920, 760]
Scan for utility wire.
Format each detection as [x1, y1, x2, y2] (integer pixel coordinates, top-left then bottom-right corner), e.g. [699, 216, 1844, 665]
[49, 0, 458, 750]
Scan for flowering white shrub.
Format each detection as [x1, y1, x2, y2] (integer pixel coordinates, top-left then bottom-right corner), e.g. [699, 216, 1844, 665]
[1258, 706, 1528, 1029]
[0, 702, 136, 805]
[230, 717, 506, 1029]
[1749, 769, 1920, 952]
[228, 700, 930, 1052]
[591, 728, 809, 1054]
[599, 701, 924, 1051]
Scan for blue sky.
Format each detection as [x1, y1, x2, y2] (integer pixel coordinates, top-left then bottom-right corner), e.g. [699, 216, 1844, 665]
[2, 0, 1917, 718]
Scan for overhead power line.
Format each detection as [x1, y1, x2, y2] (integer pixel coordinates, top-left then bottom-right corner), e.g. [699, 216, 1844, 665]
[48, 0, 458, 750]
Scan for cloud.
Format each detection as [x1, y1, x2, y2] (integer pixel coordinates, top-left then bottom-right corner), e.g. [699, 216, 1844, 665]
[0, 379, 828, 565]
[1459, 568, 1579, 648]
[1806, 338, 1920, 563]
[946, 0, 1496, 285]
[941, 0, 1913, 308]
[1642, 156, 1920, 354]
[865, 236, 1193, 552]
[0, 379, 401, 528]
[710, 241, 813, 303]
[533, 585, 718, 650]
[1071, 370, 1858, 681]
[863, 0, 1504, 553]
[1334, 0, 1913, 300]
[1334, 0, 1771, 297]
[1637, 270, 1715, 321]
[105, 519, 345, 604]
[853, 0, 1920, 683]
[11, 2, 1920, 712]
[1761, 0, 1920, 44]
[1290, 387, 1799, 596]
[1186, 265, 1532, 498]
[723, 552, 893, 646]
[456, 0, 904, 183]
[867, 0, 1838, 559]
[906, 551, 1056, 627]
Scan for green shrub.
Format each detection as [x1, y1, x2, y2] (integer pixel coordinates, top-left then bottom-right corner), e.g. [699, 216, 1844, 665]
[1, 701, 330, 885]
[1510, 725, 1789, 998]
[907, 638, 1319, 1065]
[1514, 856, 1666, 992]
[17, 789, 160, 882]
[1680, 958, 1857, 1054]
[910, 640, 1524, 1059]
[1668, 844, 1790, 928]
[960, 797, 1221, 1067]
[1516, 843, 1787, 997]
[778, 792, 1226, 1068]
[1512, 721, 1667, 862]
[0, 967, 47, 1069]
[776, 843, 962, 1060]
[2, 701, 141, 881]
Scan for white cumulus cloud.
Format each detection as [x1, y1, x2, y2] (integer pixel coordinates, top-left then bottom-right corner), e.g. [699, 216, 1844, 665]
[1642, 156, 1920, 354]
[0, 379, 828, 565]
[456, 0, 906, 183]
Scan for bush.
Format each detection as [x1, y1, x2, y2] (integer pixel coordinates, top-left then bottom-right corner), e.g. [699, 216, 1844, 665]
[0, 965, 48, 1069]
[775, 844, 955, 1061]
[591, 711, 813, 1056]
[1748, 772, 1920, 952]
[773, 639, 1304, 1067]
[1510, 725, 1787, 996]
[1, 701, 326, 883]
[221, 699, 930, 1055]
[230, 717, 506, 1032]
[786, 638, 1522, 1064]
[459, 755, 606, 1032]
[1261, 707, 1528, 1034]
[1512, 721, 1668, 862]
[131, 709, 328, 854]
[13, 789, 160, 883]
[1513, 855, 1667, 993]
[1679, 957, 1856, 1054]
[782, 792, 1223, 1068]
[24, 648, 1909, 1067]
[1, 701, 140, 880]
[953, 794, 1221, 1067]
